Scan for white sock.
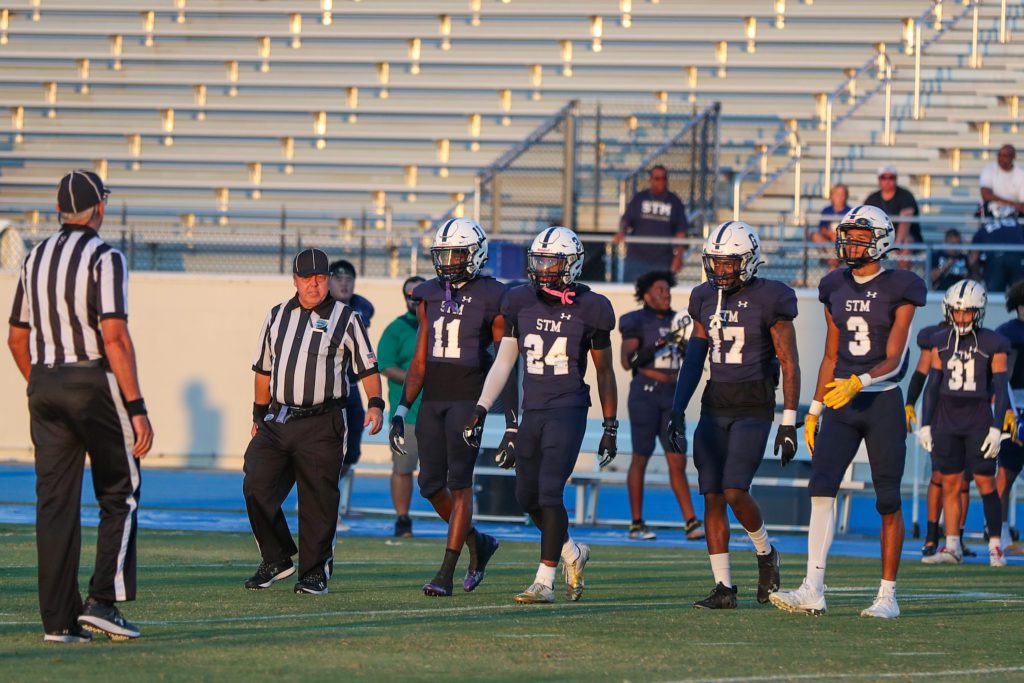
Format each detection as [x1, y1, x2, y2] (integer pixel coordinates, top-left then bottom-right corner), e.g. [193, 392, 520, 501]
[946, 535, 960, 554]
[1000, 525, 1012, 549]
[806, 497, 836, 592]
[561, 538, 580, 564]
[709, 553, 732, 587]
[879, 579, 896, 598]
[990, 536, 1002, 551]
[534, 563, 556, 588]
[747, 524, 771, 555]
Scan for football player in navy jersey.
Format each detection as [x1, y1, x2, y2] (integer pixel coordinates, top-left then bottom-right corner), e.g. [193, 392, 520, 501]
[619, 271, 703, 541]
[996, 280, 1024, 552]
[917, 280, 1013, 567]
[668, 221, 800, 610]
[771, 205, 927, 619]
[389, 218, 515, 597]
[466, 226, 618, 604]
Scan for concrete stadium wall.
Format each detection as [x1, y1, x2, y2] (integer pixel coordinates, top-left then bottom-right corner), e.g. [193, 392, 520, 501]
[0, 270, 1009, 470]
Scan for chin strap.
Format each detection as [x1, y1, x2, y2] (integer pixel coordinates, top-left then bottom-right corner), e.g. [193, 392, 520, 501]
[440, 281, 459, 314]
[708, 288, 724, 333]
[541, 286, 575, 305]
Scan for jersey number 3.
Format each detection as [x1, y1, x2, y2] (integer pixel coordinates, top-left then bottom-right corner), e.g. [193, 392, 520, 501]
[523, 333, 569, 375]
[846, 316, 871, 357]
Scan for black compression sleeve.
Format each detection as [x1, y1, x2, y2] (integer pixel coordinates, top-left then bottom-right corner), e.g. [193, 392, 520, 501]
[906, 370, 926, 407]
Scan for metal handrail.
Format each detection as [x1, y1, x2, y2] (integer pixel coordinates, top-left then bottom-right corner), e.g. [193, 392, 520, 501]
[732, 127, 802, 222]
[913, 0, 978, 120]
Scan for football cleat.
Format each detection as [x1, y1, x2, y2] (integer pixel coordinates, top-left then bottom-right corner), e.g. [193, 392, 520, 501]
[514, 582, 555, 604]
[921, 542, 938, 557]
[463, 533, 500, 592]
[244, 558, 296, 590]
[769, 580, 827, 616]
[921, 546, 962, 564]
[77, 598, 140, 641]
[294, 572, 328, 595]
[960, 543, 977, 558]
[860, 594, 900, 619]
[693, 582, 738, 610]
[756, 546, 781, 604]
[628, 521, 656, 540]
[684, 518, 705, 541]
[989, 546, 1007, 567]
[43, 625, 92, 644]
[563, 543, 590, 602]
[394, 515, 413, 538]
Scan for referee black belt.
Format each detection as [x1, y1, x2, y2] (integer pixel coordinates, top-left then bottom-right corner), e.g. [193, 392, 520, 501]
[34, 358, 107, 370]
[268, 398, 344, 424]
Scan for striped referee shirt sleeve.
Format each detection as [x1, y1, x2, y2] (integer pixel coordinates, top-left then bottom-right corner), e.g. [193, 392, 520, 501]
[94, 248, 128, 320]
[251, 309, 274, 376]
[343, 310, 379, 379]
[8, 269, 30, 328]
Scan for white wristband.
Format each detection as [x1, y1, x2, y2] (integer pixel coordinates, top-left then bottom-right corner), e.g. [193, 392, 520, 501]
[395, 405, 409, 419]
[782, 409, 798, 427]
[809, 400, 824, 417]
[857, 373, 874, 389]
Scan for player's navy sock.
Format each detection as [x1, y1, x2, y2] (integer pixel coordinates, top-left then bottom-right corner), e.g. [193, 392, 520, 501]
[981, 492, 1002, 543]
[926, 521, 940, 545]
[465, 527, 479, 571]
[539, 505, 569, 564]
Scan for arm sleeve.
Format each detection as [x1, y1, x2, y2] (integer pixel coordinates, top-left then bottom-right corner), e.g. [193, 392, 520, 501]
[344, 311, 379, 378]
[906, 370, 927, 407]
[921, 367, 942, 426]
[671, 336, 709, 415]
[251, 309, 274, 375]
[95, 249, 128, 320]
[8, 274, 29, 328]
[993, 371, 1011, 429]
[477, 337, 519, 411]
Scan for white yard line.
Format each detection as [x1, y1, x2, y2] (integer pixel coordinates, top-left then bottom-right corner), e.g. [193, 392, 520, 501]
[664, 666, 1024, 683]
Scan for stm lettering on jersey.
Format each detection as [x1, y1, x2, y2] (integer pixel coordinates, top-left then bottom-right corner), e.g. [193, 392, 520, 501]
[414, 275, 506, 401]
[930, 327, 1012, 434]
[688, 278, 797, 419]
[619, 307, 682, 374]
[819, 269, 927, 391]
[502, 284, 615, 410]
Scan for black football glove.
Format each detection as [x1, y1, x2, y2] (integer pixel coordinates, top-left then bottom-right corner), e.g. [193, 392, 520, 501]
[597, 418, 618, 468]
[389, 414, 407, 457]
[462, 404, 488, 449]
[495, 425, 517, 469]
[773, 424, 798, 467]
[667, 411, 686, 454]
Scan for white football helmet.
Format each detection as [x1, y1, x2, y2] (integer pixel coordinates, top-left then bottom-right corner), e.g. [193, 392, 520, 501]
[835, 205, 894, 267]
[431, 217, 488, 283]
[942, 279, 987, 334]
[701, 220, 763, 292]
[669, 310, 693, 345]
[527, 226, 584, 290]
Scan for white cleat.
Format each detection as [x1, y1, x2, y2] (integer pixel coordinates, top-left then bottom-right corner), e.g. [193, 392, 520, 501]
[989, 546, 1007, 567]
[921, 546, 962, 564]
[768, 580, 827, 616]
[514, 582, 555, 604]
[563, 543, 590, 602]
[860, 593, 900, 619]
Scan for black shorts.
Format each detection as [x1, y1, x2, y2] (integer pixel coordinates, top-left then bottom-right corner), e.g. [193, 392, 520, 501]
[515, 407, 588, 510]
[627, 376, 680, 457]
[932, 430, 996, 477]
[414, 400, 478, 497]
[691, 414, 772, 495]
[999, 436, 1024, 475]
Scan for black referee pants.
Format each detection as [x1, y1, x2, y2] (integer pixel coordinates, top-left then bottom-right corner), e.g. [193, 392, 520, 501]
[28, 364, 141, 633]
[243, 409, 347, 579]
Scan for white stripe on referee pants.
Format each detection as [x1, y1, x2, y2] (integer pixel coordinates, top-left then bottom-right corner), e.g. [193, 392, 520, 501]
[105, 372, 140, 602]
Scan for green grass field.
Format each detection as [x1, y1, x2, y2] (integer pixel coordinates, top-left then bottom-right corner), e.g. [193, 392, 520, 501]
[2, 524, 1023, 682]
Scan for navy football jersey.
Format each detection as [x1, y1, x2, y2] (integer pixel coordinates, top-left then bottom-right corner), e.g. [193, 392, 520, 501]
[687, 277, 798, 383]
[916, 323, 948, 351]
[930, 327, 1011, 434]
[502, 284, 615, 410]
[995, 318, 1024, 392]
[819, 268, 927, 391]
[618, 307, 681, 375]
[414, 275, 506, 401]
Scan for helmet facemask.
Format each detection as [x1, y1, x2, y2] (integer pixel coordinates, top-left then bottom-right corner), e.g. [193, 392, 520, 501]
[431, 245, 476, 284]
[836, 224, 883, 268]
[702, 253, 748, 293]
[943, 301, 985, 335]
[527, 253, 571, 290]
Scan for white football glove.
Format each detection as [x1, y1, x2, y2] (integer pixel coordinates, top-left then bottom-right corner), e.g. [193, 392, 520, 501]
[980, 426, 1002, 460]
[916, 425, 933, 453]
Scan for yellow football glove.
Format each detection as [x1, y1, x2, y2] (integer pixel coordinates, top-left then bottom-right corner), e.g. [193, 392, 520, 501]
[823, 374, 864, 410]
[905, 404, 917, 434]
[804, 413, 819, 457]
[1004, 409, 1021, 446]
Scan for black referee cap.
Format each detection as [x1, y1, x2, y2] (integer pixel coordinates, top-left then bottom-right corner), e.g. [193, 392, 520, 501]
[57, 170, 110, 214]
[293, 248, 330, 277]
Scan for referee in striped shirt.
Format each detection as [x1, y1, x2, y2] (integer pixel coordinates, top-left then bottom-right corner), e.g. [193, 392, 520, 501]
[8, 170, 153, 643]
[243, 248, 384, 596]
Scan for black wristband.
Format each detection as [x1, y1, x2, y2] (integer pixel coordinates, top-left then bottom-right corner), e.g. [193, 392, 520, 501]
[602, 418, 619, 434]
[253, 402, 270, 423]
[125, 399, 147, 417]
[368, 396, 386, 411]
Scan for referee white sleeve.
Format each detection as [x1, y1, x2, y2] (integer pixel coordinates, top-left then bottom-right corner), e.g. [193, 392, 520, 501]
[344, 311, 379, 377]
[96, 249, 128, 320]
[8, 274, 30, 328]
[251, 310, 274, 375]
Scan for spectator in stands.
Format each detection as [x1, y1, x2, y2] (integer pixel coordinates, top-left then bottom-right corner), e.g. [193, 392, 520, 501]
[377, 275, 425, 537]
[980, 144, 1024, 213]
[929, 229, 970, 291]
[812, 183, 850, 271]
[864, 164, 921, 257]
[329, 259, 375, 478]
[616, 165, 688, 282]
[970, 208, 1024, 294]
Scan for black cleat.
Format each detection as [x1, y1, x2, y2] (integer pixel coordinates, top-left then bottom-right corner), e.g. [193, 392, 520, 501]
[394, 515, 413, 538]
[77, 598, 140, 641]
[693, 582, 738, 610]
[756, 546, 781, 604]
[423, 573, 454, 597]
[43, 624, 92, 644]
[960, 543, 978, 558]
[464, 533, 499, 592]
[921, 542, 938, 557]
[294, 572, 328, 595]
[245, 558, 296, 590]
